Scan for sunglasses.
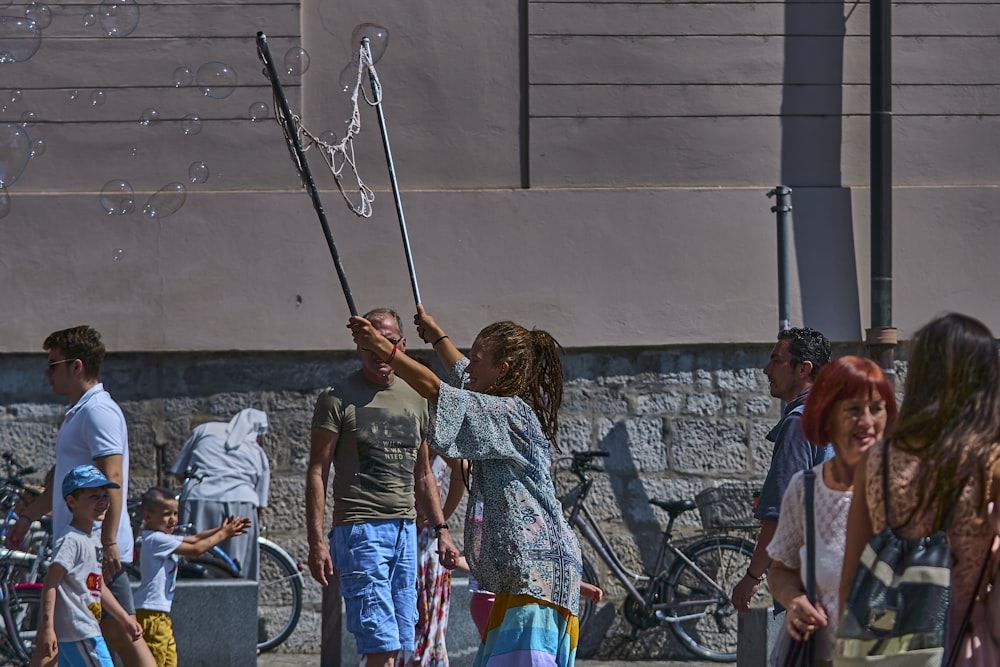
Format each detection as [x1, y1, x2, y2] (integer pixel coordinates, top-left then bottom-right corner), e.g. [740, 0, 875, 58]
[47, 358, 77, 370]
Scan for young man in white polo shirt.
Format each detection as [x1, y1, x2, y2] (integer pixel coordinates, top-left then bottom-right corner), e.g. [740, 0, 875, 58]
[9, 325, 156, 667]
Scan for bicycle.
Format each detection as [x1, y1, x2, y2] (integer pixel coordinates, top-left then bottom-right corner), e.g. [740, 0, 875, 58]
[559, 450, 756, 662]
[0, 558, 42, 665]
[128, 467, 304, 653]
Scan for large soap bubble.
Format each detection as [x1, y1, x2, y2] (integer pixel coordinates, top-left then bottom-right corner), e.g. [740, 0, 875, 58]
[172, 66, 193, 88]
[100, 179, 135, 215]
[0, 16, 42, 63]
[143, 182, 186, 219]
[196, 62, 237, 99]
[24, 3, 51, 30]
[0, 122, 31, 186]
[180, 114, 202, 136]
[98, 0, 140, 38]
[284, 46, 309, 76]
[188, 161, 208, 184]
[351, 23, 389, 63]
[248, 101, 268, 122]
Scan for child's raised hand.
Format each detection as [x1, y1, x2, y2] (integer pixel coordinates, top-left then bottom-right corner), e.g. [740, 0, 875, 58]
[222, 515, 251, 537]
[580, 581, 603, 604]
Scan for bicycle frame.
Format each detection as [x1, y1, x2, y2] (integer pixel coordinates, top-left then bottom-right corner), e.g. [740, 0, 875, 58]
[561, 459, 738, 622]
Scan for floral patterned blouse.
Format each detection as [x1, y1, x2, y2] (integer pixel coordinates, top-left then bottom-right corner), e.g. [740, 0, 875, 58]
[430, 357, 583, 615]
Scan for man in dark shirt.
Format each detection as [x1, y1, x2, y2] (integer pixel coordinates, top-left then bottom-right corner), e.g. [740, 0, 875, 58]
[731, 327, 832, 612]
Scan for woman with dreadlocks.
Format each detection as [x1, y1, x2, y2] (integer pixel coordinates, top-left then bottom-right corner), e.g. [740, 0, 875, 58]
[349, 306, 600, 667]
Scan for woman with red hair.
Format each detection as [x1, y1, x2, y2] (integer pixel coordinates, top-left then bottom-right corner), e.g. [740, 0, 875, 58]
[766, 356, 898, 665]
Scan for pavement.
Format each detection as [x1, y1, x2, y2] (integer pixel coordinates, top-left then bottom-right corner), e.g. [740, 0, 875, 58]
[257, 655, 719, 667]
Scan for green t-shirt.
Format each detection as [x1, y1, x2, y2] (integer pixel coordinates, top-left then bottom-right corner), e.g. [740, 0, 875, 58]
[311, 371, 430, 525]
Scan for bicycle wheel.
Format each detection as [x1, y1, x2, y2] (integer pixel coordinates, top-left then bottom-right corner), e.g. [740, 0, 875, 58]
[663, 535, 752, 662]
[578, 557, 599, 631]
[256, 539, 303, 653]
[7, 584, 42, 663]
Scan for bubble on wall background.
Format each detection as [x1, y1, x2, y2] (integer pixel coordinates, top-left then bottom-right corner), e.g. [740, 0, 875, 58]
[351, 23, 389, 63]
[0, 16, 42, 62]
[100, 179, 135, 215]
[0, 122, 31, 186]
[112, 247, 125, 261]
[180, 114, 202, 136]
[188, 161, 208, 184]
[143, 182, 186, 219]
[284, 47, 309, 76]
[139, 107, 159, 126]
[30, 138, 44, 158]
[196, 62, 237, 99]
[97, 0, 140, 38]
[248, 101, 268, 122]
[19, 110, 36, 127]
[172, 66, 194, 88]
[24, 3, 51, 30]
[90, 90, 106, 106]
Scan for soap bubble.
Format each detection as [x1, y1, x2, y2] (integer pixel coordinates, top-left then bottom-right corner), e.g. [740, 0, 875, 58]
[0, 17, 42, 62]
[69, 89, 79, 101]
[112, 247, 124, 261]
[196, 61, 237, 99]
[319, 130, 338, 146]
[0, 183, 9, 219]
[9, 90, 21, 103]
[143, 182, 186, 219]
[180, 114, 202, 136]
[129, 146, 138, 157]
[19, 110, 37, 127]
[188, 161, 208, 184]
[339, 59, 359, 94]
[172, 66, 193, 88]
[24, 3, 52, 30]
[83, 12, 96, 27]
[284, 46, 309, 76]
[139, 108, 159, 125]
[0, 123, 31, 186]
[99, 179, 135, 215]
[90, 90, 106, 106]
[248, 101, 268, 122]
[351, 23, 389, 63]
[98, 0, 140, 37]
[30, 138, 45, 157]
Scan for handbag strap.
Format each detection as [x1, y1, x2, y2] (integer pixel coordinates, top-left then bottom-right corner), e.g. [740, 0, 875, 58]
[803, 469, 816, 603]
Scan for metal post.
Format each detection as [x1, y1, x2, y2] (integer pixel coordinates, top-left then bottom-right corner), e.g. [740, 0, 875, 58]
[867, 0, 896, 370]
[363, 38, 422, 309]
[767, 186, 793, 333]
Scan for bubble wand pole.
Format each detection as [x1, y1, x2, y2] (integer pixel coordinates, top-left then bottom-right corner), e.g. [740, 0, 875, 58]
[255, 32, 358, 316]
[362, 37, 422, 309]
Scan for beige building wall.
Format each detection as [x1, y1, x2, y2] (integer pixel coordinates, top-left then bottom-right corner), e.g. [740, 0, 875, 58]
[1, 0, 998, 352]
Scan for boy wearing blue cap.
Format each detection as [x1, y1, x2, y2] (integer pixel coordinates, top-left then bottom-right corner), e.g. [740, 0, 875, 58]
[33, 465, 143, 667]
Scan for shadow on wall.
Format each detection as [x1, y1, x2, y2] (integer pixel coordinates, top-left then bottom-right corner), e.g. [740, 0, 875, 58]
[781, 1, 862, 337]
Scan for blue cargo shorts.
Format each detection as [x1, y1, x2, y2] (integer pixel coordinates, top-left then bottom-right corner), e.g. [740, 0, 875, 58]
[330, 519, 417, 655]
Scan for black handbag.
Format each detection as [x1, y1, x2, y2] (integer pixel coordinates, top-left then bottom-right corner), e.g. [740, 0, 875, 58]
[781, 468, 817, 667]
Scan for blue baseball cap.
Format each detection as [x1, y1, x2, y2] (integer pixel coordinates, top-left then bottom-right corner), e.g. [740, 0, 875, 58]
[62, 464, 120, 498]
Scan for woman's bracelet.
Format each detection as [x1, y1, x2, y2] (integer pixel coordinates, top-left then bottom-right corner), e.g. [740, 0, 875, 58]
[385, 341, 398, 364]
[745, 568, 765, 583]
[431, 335, 449, 348]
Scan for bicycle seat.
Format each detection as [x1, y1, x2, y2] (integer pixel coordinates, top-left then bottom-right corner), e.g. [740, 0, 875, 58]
[648, 498, 697, 516]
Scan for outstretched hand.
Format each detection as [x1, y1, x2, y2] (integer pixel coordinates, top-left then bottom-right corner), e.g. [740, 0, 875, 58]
[222, 515, 252, 537]
[414, 305, 444, 345]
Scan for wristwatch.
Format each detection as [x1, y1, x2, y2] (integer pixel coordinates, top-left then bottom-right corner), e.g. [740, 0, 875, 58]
[432, 522, 449, 535]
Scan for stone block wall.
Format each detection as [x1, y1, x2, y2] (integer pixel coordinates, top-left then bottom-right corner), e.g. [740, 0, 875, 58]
[0, 342, 871, 657]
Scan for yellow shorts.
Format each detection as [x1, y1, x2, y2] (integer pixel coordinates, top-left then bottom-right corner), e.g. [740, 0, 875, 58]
[136, 609, 177, 667]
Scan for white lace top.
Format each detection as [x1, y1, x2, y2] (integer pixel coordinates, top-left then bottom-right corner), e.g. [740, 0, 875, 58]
[767, 461, 852, 661]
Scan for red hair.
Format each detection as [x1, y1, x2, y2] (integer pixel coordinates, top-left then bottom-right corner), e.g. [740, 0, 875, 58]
[802, 355, 898, 446]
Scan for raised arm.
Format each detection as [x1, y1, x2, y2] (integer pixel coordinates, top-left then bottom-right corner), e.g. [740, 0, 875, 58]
[414, 305, 463, 369]
[348, 317, 444, 401]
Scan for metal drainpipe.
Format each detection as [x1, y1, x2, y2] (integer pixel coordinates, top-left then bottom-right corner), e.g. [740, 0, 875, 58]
[866, 0, 897, 371]
[767, 186, 793, 333]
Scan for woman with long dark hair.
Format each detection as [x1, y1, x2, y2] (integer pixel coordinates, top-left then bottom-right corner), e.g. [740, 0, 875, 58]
[349, 307, 599, 667]
[840, 313, 1000, 662]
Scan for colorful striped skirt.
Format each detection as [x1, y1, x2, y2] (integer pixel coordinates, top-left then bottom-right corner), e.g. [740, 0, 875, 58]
[473, 593, 579, 667]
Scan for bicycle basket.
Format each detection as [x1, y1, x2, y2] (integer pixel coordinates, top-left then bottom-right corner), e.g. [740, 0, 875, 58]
[695, 482, 758, 530]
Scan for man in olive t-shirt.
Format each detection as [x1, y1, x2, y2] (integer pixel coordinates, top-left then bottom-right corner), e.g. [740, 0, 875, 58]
[305, 308, 458, 667]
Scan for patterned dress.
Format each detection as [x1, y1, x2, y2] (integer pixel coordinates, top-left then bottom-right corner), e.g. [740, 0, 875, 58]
[430, 358, 583, 667]
[411, 454, 453, 666]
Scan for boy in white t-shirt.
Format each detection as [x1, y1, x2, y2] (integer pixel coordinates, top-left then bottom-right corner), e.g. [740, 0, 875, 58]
[34, 464, 143, 667]
[133, 487, 250, 667]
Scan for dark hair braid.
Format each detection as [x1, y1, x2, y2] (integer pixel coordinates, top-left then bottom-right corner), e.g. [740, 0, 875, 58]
[476, 321, 564, 441]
